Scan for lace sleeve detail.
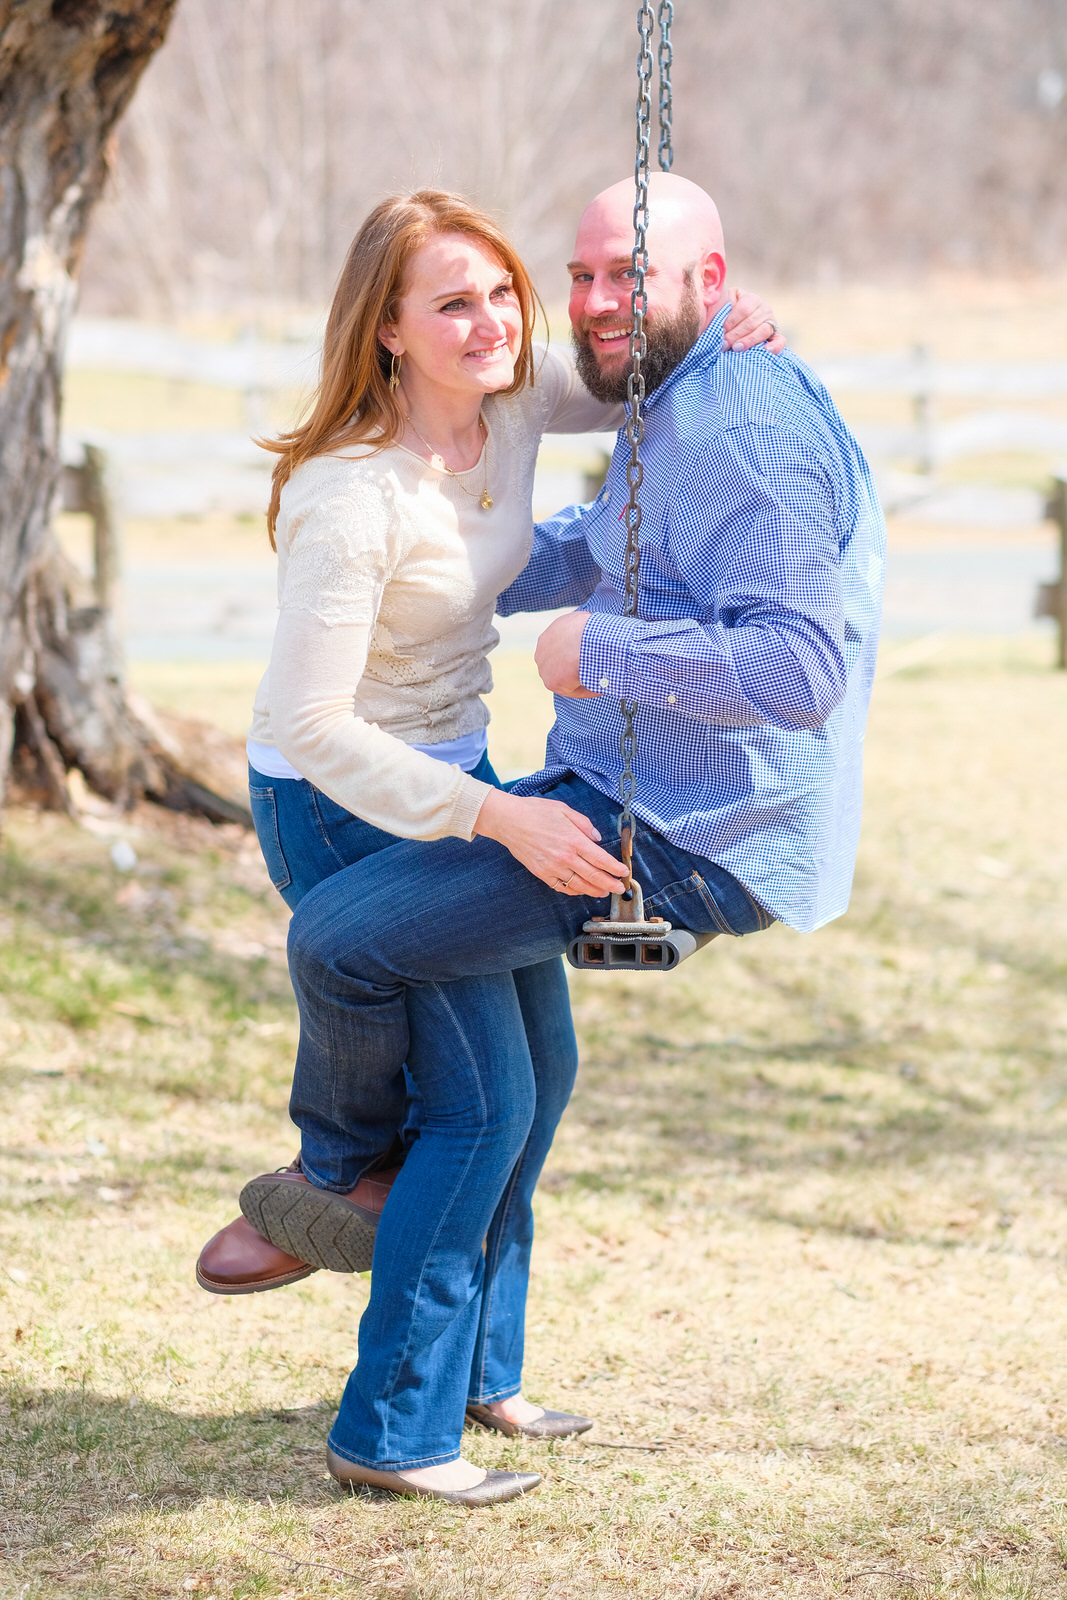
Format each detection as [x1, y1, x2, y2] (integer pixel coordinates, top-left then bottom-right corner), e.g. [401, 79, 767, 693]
[280, 484, 394, 627]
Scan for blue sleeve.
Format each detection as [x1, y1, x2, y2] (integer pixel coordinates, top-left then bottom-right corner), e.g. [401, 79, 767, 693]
[578, 425, 847, 731]
[497, 501, 602, 616]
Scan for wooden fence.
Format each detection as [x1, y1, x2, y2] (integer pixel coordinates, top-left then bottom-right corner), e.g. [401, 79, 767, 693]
[60, 320, 1067, 662]
[62, 320, 1067, 518]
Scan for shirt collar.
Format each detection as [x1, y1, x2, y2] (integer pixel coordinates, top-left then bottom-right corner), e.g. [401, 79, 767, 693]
[643, 302, 731, 413]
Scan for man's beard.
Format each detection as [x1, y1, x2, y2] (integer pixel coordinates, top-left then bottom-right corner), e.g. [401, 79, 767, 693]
[572, 278, 702, 404]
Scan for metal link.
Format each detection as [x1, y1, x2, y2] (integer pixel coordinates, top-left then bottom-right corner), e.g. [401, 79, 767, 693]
[617, 0, 675, 863]
[568, 1, 687, 971]
[657, 1, 674, 171]
[617, 2, 656, 847]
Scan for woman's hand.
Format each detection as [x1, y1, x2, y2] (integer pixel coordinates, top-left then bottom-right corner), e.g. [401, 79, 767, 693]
[724, 288, 786, 354]
[473, 788, 630, 897]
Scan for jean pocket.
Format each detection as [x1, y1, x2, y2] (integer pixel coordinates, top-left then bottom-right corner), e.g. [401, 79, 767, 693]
[690, 869, 773, 936]
[648, 870, 771, 938]
[249, 784, 292, 892]
[645, 873, 727, 936]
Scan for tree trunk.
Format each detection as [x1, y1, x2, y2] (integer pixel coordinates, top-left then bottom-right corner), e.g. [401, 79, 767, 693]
[0, 0, 181, 815]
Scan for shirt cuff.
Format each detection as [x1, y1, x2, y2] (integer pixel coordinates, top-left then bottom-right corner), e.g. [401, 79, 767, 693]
[578, 609, 757, 722]
[579, 611, 635, 694]
[579, 611, 689, 712]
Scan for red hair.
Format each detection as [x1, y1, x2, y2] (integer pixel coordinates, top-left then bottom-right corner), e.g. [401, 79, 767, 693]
[260, 190, 541, 545]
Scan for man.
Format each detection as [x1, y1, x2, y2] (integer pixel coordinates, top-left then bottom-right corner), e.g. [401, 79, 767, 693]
[204, 173, 884, 1496]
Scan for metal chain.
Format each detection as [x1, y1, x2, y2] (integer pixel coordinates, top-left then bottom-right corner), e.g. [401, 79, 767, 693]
[657, 1, 674, 171]
[616, 2, 655, 861]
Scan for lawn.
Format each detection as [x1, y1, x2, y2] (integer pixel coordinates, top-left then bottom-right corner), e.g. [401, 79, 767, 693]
[1, 635, 1066, 1599]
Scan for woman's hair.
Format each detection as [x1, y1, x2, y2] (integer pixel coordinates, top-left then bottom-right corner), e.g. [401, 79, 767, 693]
[260, 188, 541, 544]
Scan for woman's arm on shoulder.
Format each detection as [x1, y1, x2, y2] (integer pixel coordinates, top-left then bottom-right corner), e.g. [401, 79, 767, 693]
[533, 342, 625, 434]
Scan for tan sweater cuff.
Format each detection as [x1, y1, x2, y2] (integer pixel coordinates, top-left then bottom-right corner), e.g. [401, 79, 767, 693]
[451, 775, 496, 841]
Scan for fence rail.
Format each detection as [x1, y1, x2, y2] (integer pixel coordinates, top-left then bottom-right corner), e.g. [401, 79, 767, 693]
[61, 320, 1067, 520]
[66, 318, 319, 393]
[816, 354, 1067, 399]
[65, 320, 1067, 400]
[56, 322, 1067, 664]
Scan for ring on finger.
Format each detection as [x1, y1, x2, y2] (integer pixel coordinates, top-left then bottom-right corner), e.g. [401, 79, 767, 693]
[766, 318, 779, 333]
[557, 870, 575, 889]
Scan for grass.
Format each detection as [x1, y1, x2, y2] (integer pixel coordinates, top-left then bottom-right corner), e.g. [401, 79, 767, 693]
[2, 633, 1067, 1598]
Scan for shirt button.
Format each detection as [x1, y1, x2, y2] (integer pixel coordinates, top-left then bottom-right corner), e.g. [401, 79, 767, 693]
[599, 677, 610, 689]
[600, 488, 610, 503]
[667, 693, 677, 704]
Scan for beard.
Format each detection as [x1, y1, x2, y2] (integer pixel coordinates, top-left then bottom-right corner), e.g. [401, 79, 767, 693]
[572, 277, 702, 404]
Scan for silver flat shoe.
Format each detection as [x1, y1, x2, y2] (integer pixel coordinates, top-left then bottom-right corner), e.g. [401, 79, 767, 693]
[465, 1403, 594, 1439]
[326, 1446, 540, 1505]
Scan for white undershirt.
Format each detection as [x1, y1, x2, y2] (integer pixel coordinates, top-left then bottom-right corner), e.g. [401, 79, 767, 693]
[246, 726, 489, 782]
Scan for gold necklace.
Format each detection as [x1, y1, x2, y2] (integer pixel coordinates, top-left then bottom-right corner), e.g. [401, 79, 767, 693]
[404, 412, 493, 511]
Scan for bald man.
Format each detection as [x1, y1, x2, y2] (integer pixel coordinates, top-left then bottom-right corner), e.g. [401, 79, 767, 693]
[234, 176, 884, 1487]
[571, 173, 732, 402]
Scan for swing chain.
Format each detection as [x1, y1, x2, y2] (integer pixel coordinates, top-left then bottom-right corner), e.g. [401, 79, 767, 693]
[618, 3, 656, 861]
[567, 4, 690, 970]
[657, 1, 674, 171]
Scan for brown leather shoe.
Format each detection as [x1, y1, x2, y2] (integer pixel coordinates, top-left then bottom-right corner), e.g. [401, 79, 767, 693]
[196, 1213, 318, 1295]
[239, 1156, 402, 1273]
[465, 1403, 595, 1439]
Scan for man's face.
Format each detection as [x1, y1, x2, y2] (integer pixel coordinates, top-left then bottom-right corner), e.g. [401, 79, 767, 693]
[567, 217, 704, 403]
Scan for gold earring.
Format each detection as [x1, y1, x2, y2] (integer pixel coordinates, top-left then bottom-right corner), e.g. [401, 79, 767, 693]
[389, 352, 402, 392]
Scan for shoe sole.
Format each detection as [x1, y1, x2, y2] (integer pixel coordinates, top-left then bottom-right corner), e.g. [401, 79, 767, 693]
[195, 1259, 318, 1295]
[239, 1177, 380, 1273]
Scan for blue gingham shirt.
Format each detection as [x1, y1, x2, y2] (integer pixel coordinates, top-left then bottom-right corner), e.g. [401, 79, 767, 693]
[498, 305, 885, 932]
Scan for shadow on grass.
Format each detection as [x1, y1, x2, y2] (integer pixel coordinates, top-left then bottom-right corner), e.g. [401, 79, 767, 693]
[4, 806, 1065, 1251]
[562, 1037, 1061, 1182]
[0, 842, 292, 1020]
[557, 887, 1067, 1241]
[3, 1381, 341, 1547]
[0, 839, 296, 1126]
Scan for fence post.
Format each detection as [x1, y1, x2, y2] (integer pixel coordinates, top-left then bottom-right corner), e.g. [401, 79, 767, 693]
[912, 343, 934, 476]
[1035, 475, 1067, 668]
[583, 450, 611, 503]
[82, 443, 122, 614]
[61, 442, 123, 623]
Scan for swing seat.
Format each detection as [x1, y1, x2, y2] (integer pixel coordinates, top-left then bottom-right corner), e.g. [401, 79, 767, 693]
[566, 925, 712, 971]
[565, 884, 717, 971]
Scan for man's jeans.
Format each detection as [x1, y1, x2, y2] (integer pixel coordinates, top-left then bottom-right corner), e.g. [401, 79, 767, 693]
[248, 756, 578, 1447]
[285, 771, 772, 1469]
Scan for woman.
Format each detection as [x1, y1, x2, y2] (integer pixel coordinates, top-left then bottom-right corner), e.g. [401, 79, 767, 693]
[196, 190, 781, 1503]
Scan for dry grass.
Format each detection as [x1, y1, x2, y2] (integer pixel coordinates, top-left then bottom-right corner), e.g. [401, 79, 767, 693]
[2, 635, 1067, 1599]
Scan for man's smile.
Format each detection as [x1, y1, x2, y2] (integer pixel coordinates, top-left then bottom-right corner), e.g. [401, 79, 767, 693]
[584, 323, 632, 353]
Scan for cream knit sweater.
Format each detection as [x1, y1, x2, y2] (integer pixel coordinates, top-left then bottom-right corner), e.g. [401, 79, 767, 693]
[248, 345, 620, 839]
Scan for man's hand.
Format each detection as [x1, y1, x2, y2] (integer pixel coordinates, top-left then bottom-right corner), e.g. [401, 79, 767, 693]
[534, 610, 596, 697]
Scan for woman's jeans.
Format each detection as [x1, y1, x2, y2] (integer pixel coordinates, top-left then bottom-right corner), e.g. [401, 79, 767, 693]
[283, 769, 773, 1468]
[248, 757, 578, 1467]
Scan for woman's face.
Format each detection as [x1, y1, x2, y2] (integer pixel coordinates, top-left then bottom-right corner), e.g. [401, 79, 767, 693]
[379, 233, 523, 405]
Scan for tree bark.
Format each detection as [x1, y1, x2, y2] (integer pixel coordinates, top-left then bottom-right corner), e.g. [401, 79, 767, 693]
[0, 0, 180, 814]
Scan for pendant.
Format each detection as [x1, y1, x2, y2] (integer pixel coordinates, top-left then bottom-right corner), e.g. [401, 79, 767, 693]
[480, 488, 493, 511]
